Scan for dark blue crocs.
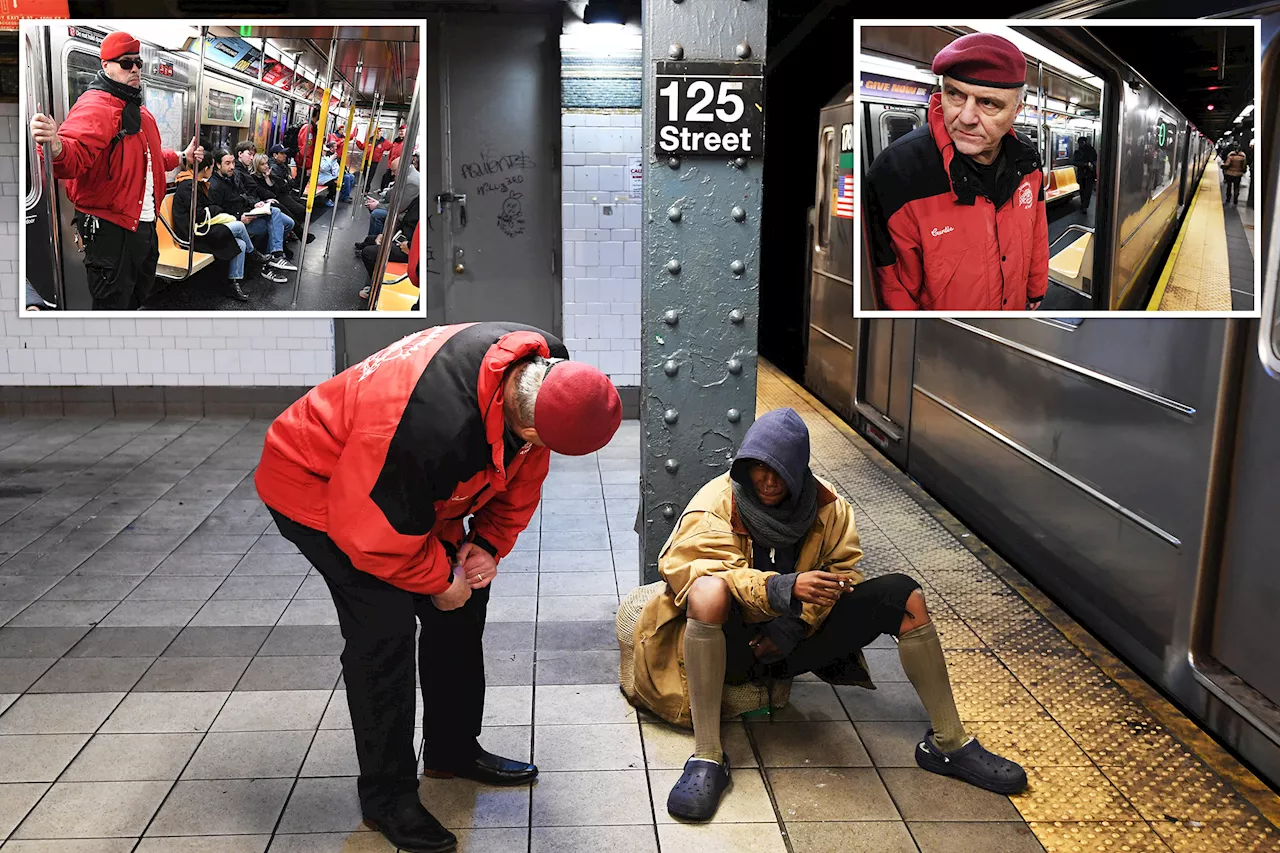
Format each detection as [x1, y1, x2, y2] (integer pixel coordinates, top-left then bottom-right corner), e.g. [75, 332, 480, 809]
[914, 729, 1028, 795]
[667, 753, 732, 821]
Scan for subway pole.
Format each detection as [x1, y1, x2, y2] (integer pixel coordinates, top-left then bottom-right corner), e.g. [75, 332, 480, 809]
[365, 73, 420, 311]
[187, 25, 206, 280]
[353, 93, 383, 223]
[290, 36, 339, 308]
[325, 88, 359, 259]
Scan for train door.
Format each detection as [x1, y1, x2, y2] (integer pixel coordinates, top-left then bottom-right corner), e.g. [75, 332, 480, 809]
[22, 25, 58, 307]
[854, 319, 914, 467]
[804, 93, 856, 422]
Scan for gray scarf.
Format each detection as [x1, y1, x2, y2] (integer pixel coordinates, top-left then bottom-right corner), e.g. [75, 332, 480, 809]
[731, 468, 819, 550]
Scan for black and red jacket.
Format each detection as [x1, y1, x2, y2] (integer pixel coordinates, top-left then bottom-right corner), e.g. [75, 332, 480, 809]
[864, 92, 1048, 311]
[255, 322, 568, 596]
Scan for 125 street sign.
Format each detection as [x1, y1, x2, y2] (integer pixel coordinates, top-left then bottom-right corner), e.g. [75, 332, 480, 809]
[655, 60, 765, 158]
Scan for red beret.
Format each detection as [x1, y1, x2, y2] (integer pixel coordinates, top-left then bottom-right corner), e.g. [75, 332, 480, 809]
[932, 33, 1026, 89]
[534, 361, 622, 456]
[100, 31, 141, 62]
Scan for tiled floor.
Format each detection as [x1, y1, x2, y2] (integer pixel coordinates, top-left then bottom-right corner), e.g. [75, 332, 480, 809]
[0, 380, 1277, 852]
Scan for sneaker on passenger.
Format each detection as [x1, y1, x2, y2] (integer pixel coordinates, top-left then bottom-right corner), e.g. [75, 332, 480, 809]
[259, 267, 289, 284]
[360, 284, 371, 300]
[914, 729, 1027, 794]
[269, 253, 298, 271]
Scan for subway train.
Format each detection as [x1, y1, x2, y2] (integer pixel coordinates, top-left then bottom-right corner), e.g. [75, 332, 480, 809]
[21, 24, 419, 311]
[857, 24, 1219, 312]
[804, 23, 1280, 786]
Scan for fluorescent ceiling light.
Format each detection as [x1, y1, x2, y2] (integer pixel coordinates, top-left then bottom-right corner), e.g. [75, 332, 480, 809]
[859, 53, 938, 85]
[133, 24, 200, 52]
[985, 25, 1095, 82]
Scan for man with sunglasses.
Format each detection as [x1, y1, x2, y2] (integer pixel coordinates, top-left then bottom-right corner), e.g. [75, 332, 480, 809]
[31, 30, 202, 310]
[256, 322, 623, 853]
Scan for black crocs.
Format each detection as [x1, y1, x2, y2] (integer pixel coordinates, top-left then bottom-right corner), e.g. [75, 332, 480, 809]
[667, 753, 732, 821]
[914, 729, 1028, 795]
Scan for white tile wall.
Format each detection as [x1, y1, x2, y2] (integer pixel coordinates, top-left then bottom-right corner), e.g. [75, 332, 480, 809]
[560, 111, 642, 387]
[0, 103, 336, 387]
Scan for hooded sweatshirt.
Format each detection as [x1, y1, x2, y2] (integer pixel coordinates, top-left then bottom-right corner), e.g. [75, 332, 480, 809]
[728, 408, 818, 660]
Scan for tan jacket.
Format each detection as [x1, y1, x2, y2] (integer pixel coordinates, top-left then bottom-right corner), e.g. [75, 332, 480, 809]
[1224, 151, 1248, 178]
[629, 472, 867, 726]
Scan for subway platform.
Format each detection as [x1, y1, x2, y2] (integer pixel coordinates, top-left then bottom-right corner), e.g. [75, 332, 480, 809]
[0, 366, 1277, 852]
[1148, 158, 1256, 312]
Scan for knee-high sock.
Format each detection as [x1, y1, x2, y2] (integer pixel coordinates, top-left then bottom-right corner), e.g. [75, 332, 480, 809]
[898, 622, 968, 752]
[683, 617, 727, 762]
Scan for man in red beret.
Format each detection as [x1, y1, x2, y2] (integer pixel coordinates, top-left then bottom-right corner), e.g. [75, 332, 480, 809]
[256, 322, 622, 853]
[863, 31, 1048, 311]
[30, 29, 202, 310]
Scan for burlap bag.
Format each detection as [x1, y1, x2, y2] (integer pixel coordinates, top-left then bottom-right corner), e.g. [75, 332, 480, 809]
[617, 581, 792, 721]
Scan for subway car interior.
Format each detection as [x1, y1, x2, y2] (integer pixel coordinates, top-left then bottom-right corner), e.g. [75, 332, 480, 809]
[855, 23, 1251, 312]
[22, 23, 422, 312]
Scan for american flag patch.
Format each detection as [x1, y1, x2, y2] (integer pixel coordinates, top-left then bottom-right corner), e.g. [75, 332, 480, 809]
[835, 174, 855, 219]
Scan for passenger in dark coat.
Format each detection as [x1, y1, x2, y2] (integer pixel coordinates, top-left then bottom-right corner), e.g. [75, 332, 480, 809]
[170, 157, 267, 302]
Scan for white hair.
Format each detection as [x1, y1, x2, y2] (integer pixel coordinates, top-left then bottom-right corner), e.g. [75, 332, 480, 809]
[508, 356, 567, 429]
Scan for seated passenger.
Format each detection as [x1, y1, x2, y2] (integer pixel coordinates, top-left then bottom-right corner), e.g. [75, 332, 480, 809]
[359, 155, 420, 243]
[252, 152, 313, 245]
[626, 407, 1027, 822]
[208, 148, 296, 277]
[311, 145, 340, 207]
[354, 198, 420, 301]
[172, 155, 269, 301]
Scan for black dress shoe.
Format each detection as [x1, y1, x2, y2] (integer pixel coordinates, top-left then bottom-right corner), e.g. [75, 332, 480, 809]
[422, 749, 538, 786]
[225, 280, 249, 302]
[362, 801, 456, 853]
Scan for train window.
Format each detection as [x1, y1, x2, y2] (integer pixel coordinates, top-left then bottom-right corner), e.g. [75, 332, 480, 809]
[1148, 112, 1179, 200]
[880, 112, 919, 149]
[65, 50, 100, 111]
[816, 127, 835, 249]
[23, 30, 42, 208]
[144, 85, 186, 182]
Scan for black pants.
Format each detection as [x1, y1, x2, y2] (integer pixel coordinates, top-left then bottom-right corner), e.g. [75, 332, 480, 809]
[1225, 175, 1242, 204]
[276, 194, 308, 238]
[365, 164, 381, 193]
[380, 167, 395, 192]
[82, 216, 159, 311]
[1079, 176, 1095, 209]
[360, 241, 409, 276]
[722, 572, 921, 684]
[268, 507, 489, 815]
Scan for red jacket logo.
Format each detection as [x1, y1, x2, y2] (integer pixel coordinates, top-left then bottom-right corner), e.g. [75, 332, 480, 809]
[1017, 182, 1034, 210]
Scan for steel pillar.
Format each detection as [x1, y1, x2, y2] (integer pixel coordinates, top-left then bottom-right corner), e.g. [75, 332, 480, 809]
[640, 0, 767, 583]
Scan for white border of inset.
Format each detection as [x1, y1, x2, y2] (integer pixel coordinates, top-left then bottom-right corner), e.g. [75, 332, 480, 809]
[16, 17, 428, 319]
[852, 18, 1263, 319]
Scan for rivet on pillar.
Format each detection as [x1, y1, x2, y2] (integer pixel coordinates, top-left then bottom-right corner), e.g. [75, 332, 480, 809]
[727, 358, 743, 375]
[727, 408, 742, 423]
[668, 43, 684, 59]
[667, 259, 682, 275]
[662, 309, 679, 325]
[731, 206, 746, 222]
[663, 409, 679, 425]
[736, 41, 752, 59]
[668, 156, 681, 169]
[730, 260, 745, 276]
[729, 308, 745, 324]
[664, 359, 680, 377]
[662, 505, 676, 519]
[665, 458, 680, 474]
[733, 157, 747, 169]
[668, 206, 682, 222]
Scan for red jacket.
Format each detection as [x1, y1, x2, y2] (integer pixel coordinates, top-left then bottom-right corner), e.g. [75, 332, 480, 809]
[297, 124, 314, 168]
[48, 90, 178, 232]
[389, 139, 404, 162]
[372, 139, 391, 163]
[255, 322, 568, 596]
[864, 92, 1048, 310]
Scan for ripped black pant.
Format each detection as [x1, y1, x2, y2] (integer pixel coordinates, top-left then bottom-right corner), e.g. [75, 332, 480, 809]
[722, 572, 921, 683]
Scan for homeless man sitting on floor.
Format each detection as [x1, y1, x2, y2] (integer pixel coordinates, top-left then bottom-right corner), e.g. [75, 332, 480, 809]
[625, 407, 1028, 822]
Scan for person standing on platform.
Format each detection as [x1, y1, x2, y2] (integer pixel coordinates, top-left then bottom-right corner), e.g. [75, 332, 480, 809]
[1224, 145, 1247, 205]
[863, 32, 1048, 311]
[29, 30, 203, 310]
[255, 322, 622, 853]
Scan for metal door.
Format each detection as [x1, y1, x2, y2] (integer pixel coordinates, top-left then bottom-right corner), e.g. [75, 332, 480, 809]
[336, 10, 560, 369]
[855, 318, 913, 466]
[437, 13, 560, 329]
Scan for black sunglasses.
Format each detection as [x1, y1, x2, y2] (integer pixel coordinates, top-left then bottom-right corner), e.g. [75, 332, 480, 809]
[110, 57, 144, 72]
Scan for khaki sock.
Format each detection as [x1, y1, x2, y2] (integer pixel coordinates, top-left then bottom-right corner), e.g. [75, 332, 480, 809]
[683, 617, 727, 762]
[898, 621, 968, 752]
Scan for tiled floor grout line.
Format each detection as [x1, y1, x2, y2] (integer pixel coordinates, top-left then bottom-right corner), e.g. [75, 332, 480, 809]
[742, 720, 799, 853]
[526, 475, 545, 853]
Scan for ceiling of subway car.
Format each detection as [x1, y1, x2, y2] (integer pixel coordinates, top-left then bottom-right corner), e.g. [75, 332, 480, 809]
[206, 25, 419, 106]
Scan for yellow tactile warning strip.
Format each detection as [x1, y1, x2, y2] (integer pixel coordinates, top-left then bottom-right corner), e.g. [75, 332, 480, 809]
[755, 361, 1280, 852]
[1150, 159, 1235, 311]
